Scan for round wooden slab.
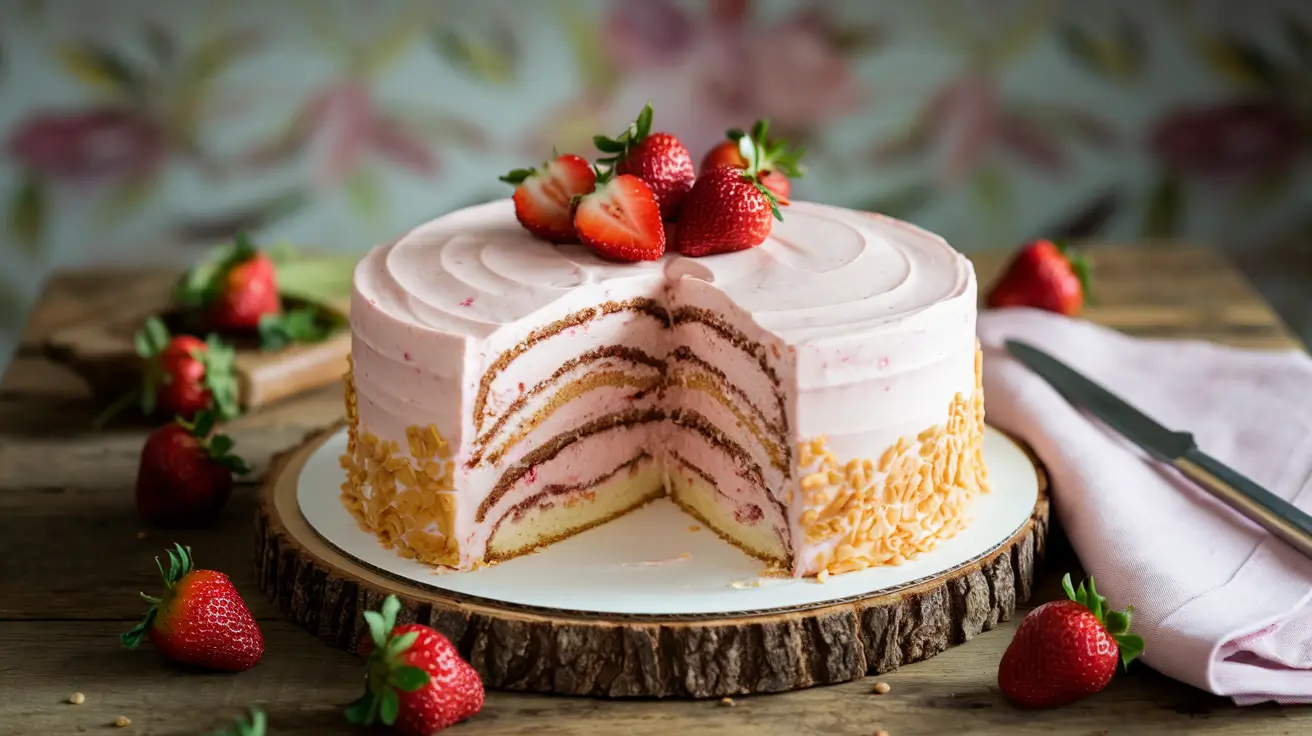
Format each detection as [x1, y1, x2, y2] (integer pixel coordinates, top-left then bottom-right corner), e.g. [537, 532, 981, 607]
[255, 423, 1050, 699]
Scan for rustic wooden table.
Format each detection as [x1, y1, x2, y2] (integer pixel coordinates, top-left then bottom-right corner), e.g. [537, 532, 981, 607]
[2, 246, 1307, 736]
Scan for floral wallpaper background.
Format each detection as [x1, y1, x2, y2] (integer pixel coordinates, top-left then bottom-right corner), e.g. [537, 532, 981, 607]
[2, 0, 1311, 364]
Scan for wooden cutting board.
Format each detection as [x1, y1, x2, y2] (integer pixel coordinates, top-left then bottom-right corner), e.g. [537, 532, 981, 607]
[42, 297, 351, 416]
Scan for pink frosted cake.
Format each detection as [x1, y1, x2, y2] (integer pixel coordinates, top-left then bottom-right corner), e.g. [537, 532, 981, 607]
[339, 199, 988, 578]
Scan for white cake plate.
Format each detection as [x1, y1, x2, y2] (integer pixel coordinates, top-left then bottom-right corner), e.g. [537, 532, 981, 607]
[255, 423, 1049, 697]
[299, 426, 1038, 616]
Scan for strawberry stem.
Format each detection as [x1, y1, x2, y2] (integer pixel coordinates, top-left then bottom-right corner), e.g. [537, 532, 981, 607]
[1060, 572, 1144, 670]
[209, 708, 267, 736]
[722, 118, 806, 179]
[178, 410, 251, 475]
[122, 543, 195, 649]
[593, 101, 655, 168]
[346, 594, 432, 728]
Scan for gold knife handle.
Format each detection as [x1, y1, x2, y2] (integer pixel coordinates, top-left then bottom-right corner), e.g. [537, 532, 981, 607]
[1174, 449, 1312, 560]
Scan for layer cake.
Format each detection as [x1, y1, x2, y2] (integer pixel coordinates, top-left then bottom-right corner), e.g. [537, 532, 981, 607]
[340, 199, 988, 578]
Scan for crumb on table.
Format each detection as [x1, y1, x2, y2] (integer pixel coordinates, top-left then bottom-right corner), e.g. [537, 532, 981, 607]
[872, 681, 891, 695]
[68, 692, 85, 705]
[719, 697, 735, 707]
[114, 715, 131, 727]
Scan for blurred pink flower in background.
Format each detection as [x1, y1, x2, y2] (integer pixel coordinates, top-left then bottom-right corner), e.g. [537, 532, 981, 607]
[1150, 101, 1303, 182]
[258, 81, 439, 187]
[7, 107, 165, 185]
[537, 0, 867, 161]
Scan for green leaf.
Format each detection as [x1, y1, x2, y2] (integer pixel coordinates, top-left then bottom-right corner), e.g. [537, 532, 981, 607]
[432, 25, 517, 84]
[378, 688, 400, 726]
[363, 610, 388, 648]
[1144, 173, 1182, 238]
[389, 665, 431, 692]
[1117, 633, 1145, 669]
[346, 168, 384, 221]
[258, 305, 344, 352]
[1105, 610, 1131, 636]
[209, 434, 233, 457]
[344, 695, 374, 726]
[385, 630, 420, 657]
[634, 102, 653, 142]
[191, 409, 216, 439]
[499, 167, 536, 185]
[1086, 577, 1103, 620]
[56, 43, 142, 96]
[592, 135, 624, 154]
[381, 594, 402, 629]
[1061, 572, 1076, 601]
[8, 175, 46, 256]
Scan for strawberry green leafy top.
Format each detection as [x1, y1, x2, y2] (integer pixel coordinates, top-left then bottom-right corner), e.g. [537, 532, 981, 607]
[345, 594, 432, 728]
[1062, 573, 1144, 669]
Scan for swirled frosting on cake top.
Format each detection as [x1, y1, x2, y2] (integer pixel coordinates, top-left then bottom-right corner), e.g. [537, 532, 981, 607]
[355, 199, 973, 344]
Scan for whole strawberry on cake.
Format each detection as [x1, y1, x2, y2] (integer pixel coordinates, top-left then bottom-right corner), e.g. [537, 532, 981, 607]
[340, 104, 989, 579]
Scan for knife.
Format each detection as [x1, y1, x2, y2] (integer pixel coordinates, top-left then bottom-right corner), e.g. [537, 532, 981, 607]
[1005, 339, 1312, 561]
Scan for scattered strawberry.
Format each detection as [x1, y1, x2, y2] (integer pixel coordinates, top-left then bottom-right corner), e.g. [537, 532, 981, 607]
[573, 170, 666, 262]
[700, 118, 804, 204]
[675, 134, 784, 257]
[346, 595, 484, 735]
[211, 708, 267, 736]
[998, 573, 1144, 709]
[594, 103, 695, 220]
[135, 410, 250, 528]
[175, 233, 282, 333]
[499, 153, 597, 242]
[985, 239, 1093, 316]
[121, 544, 264, 672]
[94, 317, 239, 427]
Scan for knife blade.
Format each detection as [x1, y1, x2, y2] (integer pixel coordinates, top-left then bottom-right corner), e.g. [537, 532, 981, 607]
[1005, 339, 1312, 561]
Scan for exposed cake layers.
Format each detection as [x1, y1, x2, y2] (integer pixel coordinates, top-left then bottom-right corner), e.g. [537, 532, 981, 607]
[342, 199, 985, 577]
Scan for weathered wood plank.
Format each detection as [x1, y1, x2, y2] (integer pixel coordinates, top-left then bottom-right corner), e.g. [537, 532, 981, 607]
[0, 620, 1300, 736]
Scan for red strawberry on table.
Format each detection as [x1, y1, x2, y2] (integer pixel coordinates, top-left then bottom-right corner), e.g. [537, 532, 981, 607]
[675, 134, 784, 257]
[594, 102, 696, 220]
[998, 573, 1144, 709]
[94, 316, 239, 427]
[985, 239, 1092, 316]
[175, 233, 282, 333]
[700, 118, 805, 205]
[346, 594, 485, 735]
[573, 170, 666, 262]
[121, 543, 264, 672]
[500, 153, 597, 243]
[135, 409, 250, 527]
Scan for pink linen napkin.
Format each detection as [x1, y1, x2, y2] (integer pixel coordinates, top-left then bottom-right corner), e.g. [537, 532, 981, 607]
[976, 308, 1312, 705]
